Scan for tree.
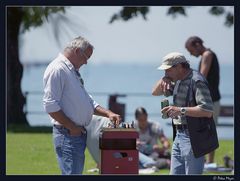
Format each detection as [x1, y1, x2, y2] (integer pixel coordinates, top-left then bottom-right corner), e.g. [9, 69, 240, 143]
[109, 6, 234, 27]
[7, 7, 66, 126]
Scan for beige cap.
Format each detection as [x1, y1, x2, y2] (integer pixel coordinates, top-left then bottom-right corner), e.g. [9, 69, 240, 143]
[158, 52, 188, 70]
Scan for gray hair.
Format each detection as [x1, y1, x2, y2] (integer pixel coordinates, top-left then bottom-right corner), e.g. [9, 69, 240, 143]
[64, 36, 94, 52]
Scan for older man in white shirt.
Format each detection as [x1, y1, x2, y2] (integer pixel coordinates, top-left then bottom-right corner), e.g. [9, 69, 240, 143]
[43, 36, 121, 175]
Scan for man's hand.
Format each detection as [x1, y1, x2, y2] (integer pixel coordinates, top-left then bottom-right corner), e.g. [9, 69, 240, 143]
[49, 110, 86, 136]
[69, 125, 86, 136]
[94, 106, 122, 126]
[152, 76, 172, 96]
[108, 112, 121, 127]
[161, 106, 181, 119]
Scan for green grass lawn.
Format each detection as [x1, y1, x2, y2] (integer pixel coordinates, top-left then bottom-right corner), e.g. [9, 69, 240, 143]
[6, 126, 234, 175]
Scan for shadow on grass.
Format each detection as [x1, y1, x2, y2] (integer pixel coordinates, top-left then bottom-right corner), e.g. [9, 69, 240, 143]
[7, 124, 52, 133]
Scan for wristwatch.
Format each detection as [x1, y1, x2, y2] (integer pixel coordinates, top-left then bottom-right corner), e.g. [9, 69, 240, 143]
[180, 107, 186, 116]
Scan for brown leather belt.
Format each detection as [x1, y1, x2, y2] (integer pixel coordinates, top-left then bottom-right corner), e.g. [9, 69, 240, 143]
[53, 124, 68, 129]
[53, 124, 86, 133]
[174, 124, 188, 130]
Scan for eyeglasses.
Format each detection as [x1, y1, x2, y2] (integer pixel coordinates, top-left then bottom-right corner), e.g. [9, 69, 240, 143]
[81, 50, 90, 60]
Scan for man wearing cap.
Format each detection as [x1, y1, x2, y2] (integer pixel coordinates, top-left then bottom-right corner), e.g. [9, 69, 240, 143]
[152, 52, 219, 175]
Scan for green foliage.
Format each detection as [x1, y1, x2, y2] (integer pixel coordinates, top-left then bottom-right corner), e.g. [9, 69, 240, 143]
[209, 6, 233, 27]
[110, 6, 234, 27]
[21, 7, 66, 33]
[109, 7, 149, 23]
[224, 12, 234, 27]
[167, 7, 186, 18]
[209, 6, 225, 15]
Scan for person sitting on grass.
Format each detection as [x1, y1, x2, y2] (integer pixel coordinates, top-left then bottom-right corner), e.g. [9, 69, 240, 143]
[134, 107, 171, 169]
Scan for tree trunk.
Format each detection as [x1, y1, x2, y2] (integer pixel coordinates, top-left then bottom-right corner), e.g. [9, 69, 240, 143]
[7, 7, 29, 126]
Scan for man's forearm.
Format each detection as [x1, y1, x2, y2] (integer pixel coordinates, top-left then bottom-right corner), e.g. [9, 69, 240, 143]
[184, 106, 213, 118]
[152, 80, 164, 96]
[94, 105, 112, 118]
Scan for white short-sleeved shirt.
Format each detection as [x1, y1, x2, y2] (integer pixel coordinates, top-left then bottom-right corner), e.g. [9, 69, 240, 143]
[43, 53, 99, 126]
[135, 120, 164, 146]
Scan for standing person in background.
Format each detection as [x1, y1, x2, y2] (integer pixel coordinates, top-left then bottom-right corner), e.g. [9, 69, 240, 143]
[152, 52, 219, 175]
[185, 36, 221, 164]
[43, 36, 121, 175]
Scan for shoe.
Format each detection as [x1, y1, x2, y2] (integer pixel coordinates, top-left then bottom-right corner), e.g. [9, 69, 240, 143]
[139, 166, 158, 174]
[87, 168, 99, 173]
[223, 155, 234, 168]
[223, 155, 230, 168]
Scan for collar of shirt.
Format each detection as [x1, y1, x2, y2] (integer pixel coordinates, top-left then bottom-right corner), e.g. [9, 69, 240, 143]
[58, 53, 75, 71]
[58, 53, 84, 87]
[181, 69, 193, 82]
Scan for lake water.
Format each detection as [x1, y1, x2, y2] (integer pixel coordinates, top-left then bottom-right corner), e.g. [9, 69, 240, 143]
[21, 62, 234, 140]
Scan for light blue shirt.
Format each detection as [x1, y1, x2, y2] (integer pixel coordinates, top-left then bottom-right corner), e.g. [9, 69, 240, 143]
[43, 53, 99, 126]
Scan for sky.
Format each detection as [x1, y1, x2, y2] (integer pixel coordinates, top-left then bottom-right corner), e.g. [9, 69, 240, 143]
[19, 6, 234, 66]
